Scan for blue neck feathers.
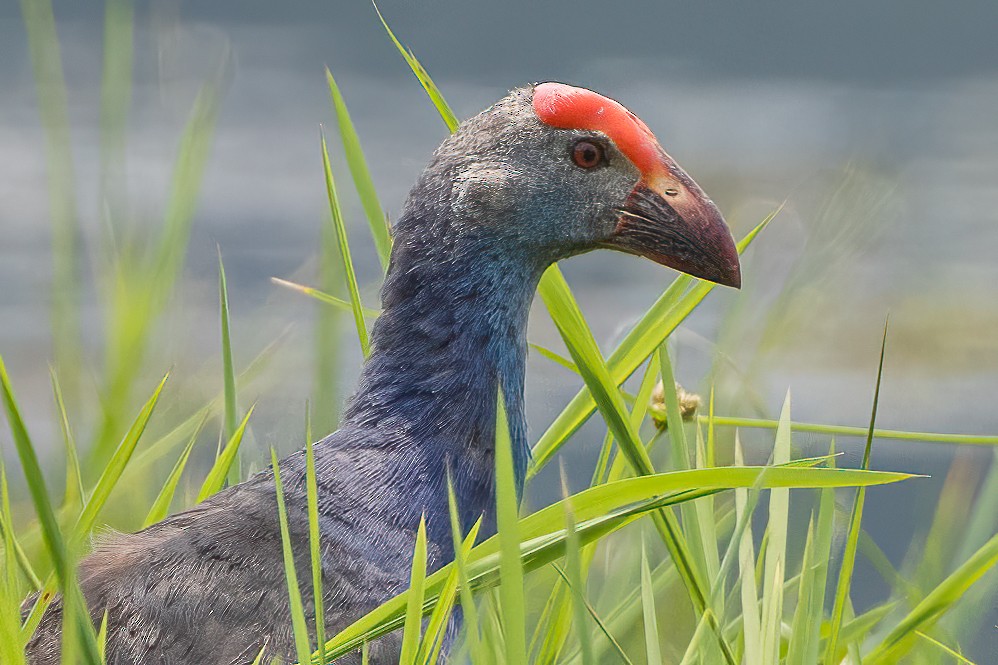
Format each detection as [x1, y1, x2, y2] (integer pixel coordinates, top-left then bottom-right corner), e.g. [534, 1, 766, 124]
[340, 226, 545, 530]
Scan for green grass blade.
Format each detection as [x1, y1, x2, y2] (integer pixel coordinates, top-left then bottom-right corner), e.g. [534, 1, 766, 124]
[197, 406, 255, 502]
[658, 350, 692, 471]
[270, 449, 312, 665]
[640, 539, 663, 665]
[694, 415, 998, 447]
[50, 368, 83, 518]
[420, 512, 481, 665]
[271, 278, 381, 318]
[562, 470, 594, 665]
[801, 442, 838, 664]
[734, 434, 762, 664]
[866, 530, 998, 664]
[0, 464, 41, 590]
[529, 212, 774, 476]
[552, 563, 634, 665]
[320, 128, 370, 356]
[447, 478, 482, 662]
[495, 389, 527, 664]
[373, 2, 459, 132]
[786, 516, 817, 665]
[529, 343, 579, 375]
[913, 631, 977, 664]
[761, 392, 792, 665]
[96, 609, 109, 662]
[143, 412, 208, 527]
[660, 348, 716, 626]
[693, 424, 721, 593]
[75, 373, 169, 538]
[0, 467, 27, 664]
[399, 515, 428, 665]
[303, 405, 327, 665]
[825, 321, 889, 663]
[325, 68, 392, 268]
[249, 645, 267, 665]
[218, 248, 240, 484]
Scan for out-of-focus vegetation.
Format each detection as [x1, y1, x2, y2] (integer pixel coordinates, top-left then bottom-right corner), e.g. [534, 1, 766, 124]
[2, 2, 997, 664]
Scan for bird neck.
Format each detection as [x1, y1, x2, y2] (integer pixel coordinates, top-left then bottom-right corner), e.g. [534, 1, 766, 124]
[341, 231, 544, 494]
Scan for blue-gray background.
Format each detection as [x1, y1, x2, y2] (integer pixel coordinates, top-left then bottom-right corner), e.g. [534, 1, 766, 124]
[2, 0, 997, 657]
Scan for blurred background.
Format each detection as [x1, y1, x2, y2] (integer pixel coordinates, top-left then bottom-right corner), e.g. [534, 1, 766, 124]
[2, 0, 997, 659]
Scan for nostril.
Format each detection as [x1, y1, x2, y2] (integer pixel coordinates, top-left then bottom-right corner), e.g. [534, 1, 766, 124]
[664, 188, 679, 197]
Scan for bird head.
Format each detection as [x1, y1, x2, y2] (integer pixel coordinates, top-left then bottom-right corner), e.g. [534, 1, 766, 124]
[396, 82, 740, 288]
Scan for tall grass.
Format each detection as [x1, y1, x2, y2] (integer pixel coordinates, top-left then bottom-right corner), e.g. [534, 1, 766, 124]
[2, 3, 998, 664]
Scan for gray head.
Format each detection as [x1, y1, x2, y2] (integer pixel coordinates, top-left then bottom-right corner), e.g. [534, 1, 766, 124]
[394, 82, 741, 287]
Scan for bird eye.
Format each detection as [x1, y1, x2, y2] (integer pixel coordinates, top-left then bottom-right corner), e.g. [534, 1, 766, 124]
[571, 140, 604, 169]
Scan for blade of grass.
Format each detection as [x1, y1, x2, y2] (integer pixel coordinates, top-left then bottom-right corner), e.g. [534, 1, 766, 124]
[96, 610, 109, 662]
[399, 515, 428, 665]
[0, 465, 27, 664]
[447, 478, 482, 663]
[913, 631, 977, 664]
[660, 348, 716, 626]
[561, 467, 594, 665]
[419, 514, 481, 665]
[562, 547, 682, 665]
[320, 128, 370, 356]
[735, 434, 762, 665]
[50, 368, 83, 518]
[798, 441, 838, 665]
[529, 343, 579, 375]
[197, 406, 255, 502]
[0, 463, 41, 591]
[551, 564, 634, 665]
[495, 389, 527, 664]
[303, 405, 328, 665]
[866, 530, 998, 664]
[694, 415, 998, 447]
[271, 278, 381, 318]
[640, 539, 663, 665]
[824, 321, 889, 664]
[761, 392, 792, 665]
[218, 248, 241, 484]
[372, 2, 459, 132]
[271, 449, 312, 665]
[143, 412, 208, 527]
[786, 516, 817, 665]
[325, 68, 392, 267]
[74, 373, 169, 538]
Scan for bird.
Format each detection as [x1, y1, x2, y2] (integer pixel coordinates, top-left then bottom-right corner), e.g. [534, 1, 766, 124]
[24, 82, 740, 664]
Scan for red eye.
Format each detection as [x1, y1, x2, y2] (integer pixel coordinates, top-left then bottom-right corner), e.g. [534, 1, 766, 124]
[571, 140, 604, 169]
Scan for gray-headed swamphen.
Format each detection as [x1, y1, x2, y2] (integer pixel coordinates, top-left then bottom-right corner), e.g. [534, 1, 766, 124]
[25, 82, 740, 664]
